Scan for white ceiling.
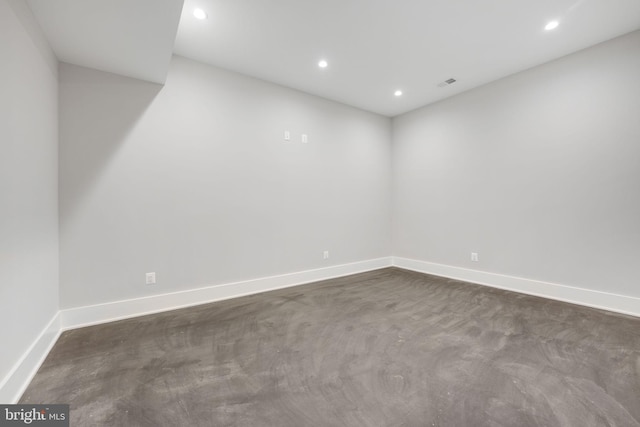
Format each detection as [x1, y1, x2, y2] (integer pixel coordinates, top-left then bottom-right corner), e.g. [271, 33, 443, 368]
[174, 0, 640, 116]
[27, 0, 640, 116]
[27, 0, 183, 84]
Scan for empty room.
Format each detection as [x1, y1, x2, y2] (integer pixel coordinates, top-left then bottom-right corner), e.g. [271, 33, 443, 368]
[2, 0, 639, 425]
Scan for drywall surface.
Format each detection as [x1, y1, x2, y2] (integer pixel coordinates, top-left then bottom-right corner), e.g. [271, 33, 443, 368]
[59, 56, 392, 309]
[392, 31, 640, 297]
[0, 0, 59, 391]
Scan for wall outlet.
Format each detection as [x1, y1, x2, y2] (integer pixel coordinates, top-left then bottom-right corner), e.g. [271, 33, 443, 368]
[284, 130, 291, 141]
[323, 250, 329, 259]
[302, 134, 308, 143]
[471, 253, 479, 262]
[146, 272, 156, 285]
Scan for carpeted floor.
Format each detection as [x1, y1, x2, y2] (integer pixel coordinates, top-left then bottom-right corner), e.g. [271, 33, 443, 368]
[20, 267, 640, 426]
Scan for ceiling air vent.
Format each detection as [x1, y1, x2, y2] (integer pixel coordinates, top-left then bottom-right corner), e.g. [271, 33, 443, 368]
[437, 78, 457, 88]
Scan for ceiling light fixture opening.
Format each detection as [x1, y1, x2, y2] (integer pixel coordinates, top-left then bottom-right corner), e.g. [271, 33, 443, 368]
[318, 60, 328, 68]
[545, 20, 559, 31]
[394, 90, 403, 97]
[194, 8, 207, 20]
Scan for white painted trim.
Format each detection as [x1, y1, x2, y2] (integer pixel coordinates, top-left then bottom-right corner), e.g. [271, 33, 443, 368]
[0, 312, 62, 403]
[392, 257, 640, 318]
[61, 257, 393, 330]
[0, 258, 392, 403]
[9, 255, 635, 404]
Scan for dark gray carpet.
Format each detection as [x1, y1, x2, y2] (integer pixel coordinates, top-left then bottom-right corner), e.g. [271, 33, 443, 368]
[20, 268, 640, 426]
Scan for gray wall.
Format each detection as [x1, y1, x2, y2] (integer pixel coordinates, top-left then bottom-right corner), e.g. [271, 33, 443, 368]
[0, 0, 59, 383]
[59, 56, 392, 309]
[392, 31, 640, 297]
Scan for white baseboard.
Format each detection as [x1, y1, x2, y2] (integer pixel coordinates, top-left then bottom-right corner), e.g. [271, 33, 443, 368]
[392, 256, 640, 317]
[5, 255, 636, 404]
[61, 257, 393, 330]
[0, 312, 62, 403]
[1, 258, 391, 403]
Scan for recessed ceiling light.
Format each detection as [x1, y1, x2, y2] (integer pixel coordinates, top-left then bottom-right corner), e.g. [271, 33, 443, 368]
[394, 90, 403, 97]
[318, 60, 328, 68]
[193, 8, 207, 20]
[545, 20, 559, 31]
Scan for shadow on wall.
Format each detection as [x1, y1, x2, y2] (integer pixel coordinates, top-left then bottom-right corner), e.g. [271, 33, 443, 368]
[7, 0, 57, 76]
[59, 63, 162, 228]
